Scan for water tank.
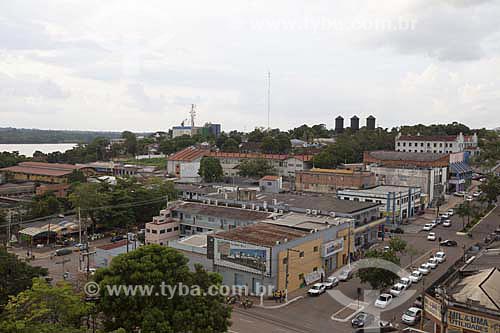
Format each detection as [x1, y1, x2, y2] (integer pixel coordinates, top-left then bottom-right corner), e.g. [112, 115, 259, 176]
[366, 115, 376, 130]
[350, 116, 359, 131]
[335, 116, 344, 134]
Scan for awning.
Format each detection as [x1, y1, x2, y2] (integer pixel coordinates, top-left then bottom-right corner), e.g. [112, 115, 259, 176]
[355, 218, 385, 234]
[450, 162, 472, 175]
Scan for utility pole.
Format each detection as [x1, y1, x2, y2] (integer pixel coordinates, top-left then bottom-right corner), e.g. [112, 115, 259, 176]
[267, 71, 271, 131]
[7, 213, 12, 248]
[78, 207, 82, 244]
[347, 220, 353, 268]
[420, 275, 426, 331]
[55, 257, 71, 279]
[284, 247, 300, 302]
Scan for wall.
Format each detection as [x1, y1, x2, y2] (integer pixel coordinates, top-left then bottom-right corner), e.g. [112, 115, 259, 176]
[295, 170, 375, 193]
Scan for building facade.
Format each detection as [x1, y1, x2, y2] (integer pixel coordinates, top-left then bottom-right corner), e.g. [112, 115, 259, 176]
[395, 132, 479, 156]
[145, 208, 180, 245]
[259, 175, 283, 193]
[295, 168, 375, 193]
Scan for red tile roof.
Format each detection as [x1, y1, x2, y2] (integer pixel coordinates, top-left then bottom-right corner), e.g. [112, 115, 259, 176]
[0, 162, 82, 177]
[398, 135, 457, 142]
[97, 239, 129, 250]
[260, 175, 280, 181]
[208, 151, 314, 161]
[167, 147, 209, 161]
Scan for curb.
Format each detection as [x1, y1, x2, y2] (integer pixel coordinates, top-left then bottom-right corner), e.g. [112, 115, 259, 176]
[255, 296, 303, 309]
[456, 204, 497, 235]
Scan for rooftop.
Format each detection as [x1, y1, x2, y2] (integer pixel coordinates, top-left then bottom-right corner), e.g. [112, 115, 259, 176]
[265, 212, 352, 231]
[97, 239, 130, 251]
[167, 146, 209, 162]
[174, 183, 218, 194]
[450, 268, 500, 311]
[398, 134, 458, 142]
[177, 234, 207, 248]
[175, 202, 272, 221]
[208, 151, 314, 162]
[214, 223, 309, 247]
[260, 175, 281, 181]
[0, 162, 82, 177]
[364, 150, 449, 162]
[338, 185, 419, 194]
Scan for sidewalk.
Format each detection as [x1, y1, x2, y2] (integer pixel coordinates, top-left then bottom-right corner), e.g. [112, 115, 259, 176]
[252, 287, 307, 309]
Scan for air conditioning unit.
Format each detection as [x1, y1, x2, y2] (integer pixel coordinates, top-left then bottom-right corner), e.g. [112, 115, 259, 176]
[330, 212, 336, 218]
[255, 206, 260, 211]
[306, 209, 312, 215]
[312, 210, 318, 215]
[278, 209, 284, 214]
[242, 204, 246, 209]
[274, 208, 278, 213]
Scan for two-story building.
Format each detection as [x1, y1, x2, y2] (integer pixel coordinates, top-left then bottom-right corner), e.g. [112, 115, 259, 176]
[295, 168, 375, 193]
[395, 132, 479, 156]
[145, 208, 180, 246]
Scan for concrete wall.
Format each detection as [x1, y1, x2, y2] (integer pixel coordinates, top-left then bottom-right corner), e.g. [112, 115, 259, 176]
[295, 170, 375, 193]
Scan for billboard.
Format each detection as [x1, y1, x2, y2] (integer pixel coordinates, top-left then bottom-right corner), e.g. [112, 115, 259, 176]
[322, 239, 344, 257]
[214, 238, 271, 275]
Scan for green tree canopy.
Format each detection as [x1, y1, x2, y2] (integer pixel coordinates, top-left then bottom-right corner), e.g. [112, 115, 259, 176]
[198, 157, 223, 182]
[0, 248, 48, 310]
[479, 174, 500, 205]
[357, 249, 400, 290]
[0, 278, 91, 333]
[238, 159, 277, 178]
[95, 245, 231, 333]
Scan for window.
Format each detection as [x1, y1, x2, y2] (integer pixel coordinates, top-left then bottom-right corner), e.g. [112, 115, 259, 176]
[434, 143, 437, 147]
[298, 273, 304, 280]
[208, 217, 215, 222]
[299, 251, 305, 258]
[196, 227, 203, 232]
[313, 267, 318, 272]
[167, 228, 172, 232]
[152, 229, 158, 234]
[397, 142, 400, 146]
[185, 214, 191, 219]
[146, 228, 151, 233]
[313, 246, 319, 252]
[403, 142, 406, 147]
[267, 182, 272, 186]
[160, 229, 166, 234]
[173, 226, 179, 231]
[283, 257, 288, 264]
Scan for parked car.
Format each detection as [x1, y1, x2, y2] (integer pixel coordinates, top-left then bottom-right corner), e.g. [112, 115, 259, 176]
[338, 268, 353, 281]
[399, 277, 412, 288]
[434, 251, 446, 263]
[418, 263, 431, 275]
[374, 293, 393, 308]
[473, 191, 482, 198]
[440, 213, 449, 219]
[454, 191, 466, 197]
[36, 244, 44, 248]
[466, 195, 473, 202]
[55, 248, 73, 256]
[427, 232, 436, 241]
[422, 224, 433, 231]
[389, 283, 406, 297]
[409, 270, 423, 283]
[447, 209, 454, 216]
[323, 276, 338, 289]
[111, 235, 124, 243]
[427, 257, 439, 269]
[402, 307, 422, 326]
[391, 227, 404, 234]
[443, 220, 451, 227]
[440, 239, 458, 247]
[74, 243, 88, 251]
[351, 312, 374, 328]
[308, 283, 326, 296]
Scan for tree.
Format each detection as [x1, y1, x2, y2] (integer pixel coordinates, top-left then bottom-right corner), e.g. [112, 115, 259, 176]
[122, 131, 138, 156]
[479, 174, 500, 205]
[28, 192, 62, 218]
[0, 248, 48, 310]
[221, 138, 239, 152]
[95, 245, 231, 333]
[357, 249, 400, 290]
[238, 159, 277, 178]
[0, 278, 91, 333]
[456, 202, 473, 229]
[388, 237, 407, 253]
[198, 157, 223, 182]
[68, 170, 86, 184]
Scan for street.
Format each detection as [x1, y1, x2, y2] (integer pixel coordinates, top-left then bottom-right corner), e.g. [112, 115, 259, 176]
[228, 199, 500, 333]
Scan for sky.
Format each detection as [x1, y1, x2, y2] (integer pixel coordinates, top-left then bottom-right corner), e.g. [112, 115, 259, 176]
[1, 0, 500, 132]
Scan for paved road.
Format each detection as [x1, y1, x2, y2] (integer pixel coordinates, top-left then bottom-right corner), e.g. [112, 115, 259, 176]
[229, 200, 499, 333]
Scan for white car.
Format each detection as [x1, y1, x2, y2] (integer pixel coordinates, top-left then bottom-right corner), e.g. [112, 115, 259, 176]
[440, 213, 449, 219]
[390, 283, 406, 297]
[434, 251, 446, 263]
[427, 232, 437, 241]
[323, 276, 338, 289]
[427, 257, 439, 269]
[422, 223, 433, 231]
[418, 263, 431, 275]
[308, 283, 326, 296]
[399, 277, 412, 288]
[443, 220, 451, 227]
[402, 307, 422, 326]
[374, 293, 393, 308]
[409, 270, 423, 283]
[466, 195, 473, 202]
[447, 209, 454, 216]
[473, 192, 481, 198]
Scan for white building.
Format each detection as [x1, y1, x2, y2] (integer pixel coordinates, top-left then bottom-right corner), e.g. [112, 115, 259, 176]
[172, 126, 194, 138]
[337, 185, 423, 225]
[395, 132, 479, 156]
[145, 208, 180, 246]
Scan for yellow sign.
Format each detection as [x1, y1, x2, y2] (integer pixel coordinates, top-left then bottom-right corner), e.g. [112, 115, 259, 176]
[448, 310, 500, 333]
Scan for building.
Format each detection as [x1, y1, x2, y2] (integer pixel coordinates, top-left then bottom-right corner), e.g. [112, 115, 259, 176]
[395, 132, 479, 156]
[366, 165, 447, 207]
[145, 208, 180, 246]
[337, 185, 423, 225]
[36, 184, 71, 198]
[172, 126, 194, 138]
[259, 175, 283, 193]
[295, 168, 375, 193]
[0, 162, 94, 184]
[166, 147, 208, 177]
[170, 202, 273, 237]
[207, 222, 351, 294]
[424, 244, 500, 333]
[95, 239, 138, 268]
[448, 152, 474, 193]
[0, 182, 36, 196]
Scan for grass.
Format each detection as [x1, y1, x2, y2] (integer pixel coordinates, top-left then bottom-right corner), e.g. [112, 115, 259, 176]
[122, 157, 167, 169]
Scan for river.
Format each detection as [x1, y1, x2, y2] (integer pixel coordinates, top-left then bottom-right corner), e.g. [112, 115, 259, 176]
[0, 143, 77, 157]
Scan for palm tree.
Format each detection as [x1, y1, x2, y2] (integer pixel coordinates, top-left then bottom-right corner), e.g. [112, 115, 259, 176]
[456, 203, 472, 230]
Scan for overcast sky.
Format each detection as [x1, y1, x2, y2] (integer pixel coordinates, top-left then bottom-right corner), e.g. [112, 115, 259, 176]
[1, 0, 500, 132]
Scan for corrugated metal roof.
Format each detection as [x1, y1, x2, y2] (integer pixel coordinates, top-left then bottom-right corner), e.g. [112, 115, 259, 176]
[214, 223, 308, 247]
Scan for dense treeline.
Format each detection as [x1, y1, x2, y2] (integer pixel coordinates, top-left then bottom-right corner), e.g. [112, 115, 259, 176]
[0, 127, 126, 144]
